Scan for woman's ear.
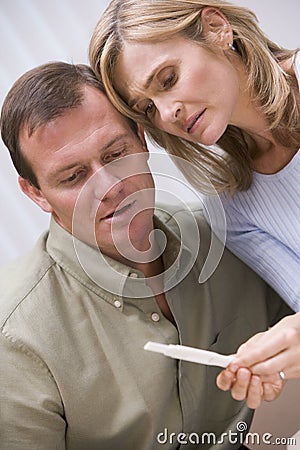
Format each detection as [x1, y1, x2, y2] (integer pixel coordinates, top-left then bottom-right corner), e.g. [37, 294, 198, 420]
[18, 176, 53, 213]
[201, 7, 233, 49]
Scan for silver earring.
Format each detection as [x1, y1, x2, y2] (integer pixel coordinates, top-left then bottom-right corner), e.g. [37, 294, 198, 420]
[228, 43, 236, 51]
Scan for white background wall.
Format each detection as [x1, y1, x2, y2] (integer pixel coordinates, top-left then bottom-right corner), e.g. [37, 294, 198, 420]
[0, 1, 300, 448]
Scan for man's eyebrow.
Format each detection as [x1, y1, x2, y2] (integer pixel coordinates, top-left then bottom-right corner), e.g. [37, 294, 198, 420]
[53, 163, 79, 176]
[50, 134, 130, 179]
[101, 134, 129, 151]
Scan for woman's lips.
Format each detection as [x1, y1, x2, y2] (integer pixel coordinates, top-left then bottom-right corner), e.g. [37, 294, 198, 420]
[185, 109, 206, 134]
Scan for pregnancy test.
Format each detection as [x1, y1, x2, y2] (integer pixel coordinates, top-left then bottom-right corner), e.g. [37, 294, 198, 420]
[144, 341, 235, 368]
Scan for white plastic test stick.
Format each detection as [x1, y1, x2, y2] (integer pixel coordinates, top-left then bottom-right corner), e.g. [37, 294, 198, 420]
[144, 341, 235, 368]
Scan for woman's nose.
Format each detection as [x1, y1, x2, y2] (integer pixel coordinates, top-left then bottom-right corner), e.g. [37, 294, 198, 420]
[158, 100, 181, 124]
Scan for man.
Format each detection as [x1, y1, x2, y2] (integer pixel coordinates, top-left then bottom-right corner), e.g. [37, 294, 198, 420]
[0, 62, 291, 450]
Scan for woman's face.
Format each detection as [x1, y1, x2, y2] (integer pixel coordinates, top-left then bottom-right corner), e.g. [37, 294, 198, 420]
[114, 36, 240, 146]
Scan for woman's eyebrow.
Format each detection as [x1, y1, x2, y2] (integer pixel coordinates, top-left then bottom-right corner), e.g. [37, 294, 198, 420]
[144, 70, 156, 90]
[143, 62, 165, 91]
[128, 97, 139, 108]
[128, 63, 166, 107]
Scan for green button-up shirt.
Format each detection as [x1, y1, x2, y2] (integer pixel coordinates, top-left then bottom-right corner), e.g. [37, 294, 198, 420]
[0, 206, 291, 449]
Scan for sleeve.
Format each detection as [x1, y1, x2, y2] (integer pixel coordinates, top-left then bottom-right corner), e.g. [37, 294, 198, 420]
[0, 332, 66, 450]
[203, 195, 300, 312]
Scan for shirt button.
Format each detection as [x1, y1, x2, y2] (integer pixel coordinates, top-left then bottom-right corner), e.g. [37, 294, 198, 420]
[129, 272, 138, 278]
[114, 300, 122, 309]
[151, 312, 160, 322]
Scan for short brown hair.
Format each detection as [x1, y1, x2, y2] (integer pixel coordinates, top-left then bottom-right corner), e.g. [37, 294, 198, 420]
[1, 62, 138, 188]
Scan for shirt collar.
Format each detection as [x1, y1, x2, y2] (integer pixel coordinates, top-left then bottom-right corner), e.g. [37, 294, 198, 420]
[46, 213, 193, 305]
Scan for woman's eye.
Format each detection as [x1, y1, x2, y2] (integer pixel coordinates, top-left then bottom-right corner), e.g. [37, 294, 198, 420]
[145, 101, 155, 116]
[163, 72, 176, 88]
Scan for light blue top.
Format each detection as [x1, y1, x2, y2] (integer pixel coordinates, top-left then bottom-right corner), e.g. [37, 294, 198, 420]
[205, 52, 300, 311]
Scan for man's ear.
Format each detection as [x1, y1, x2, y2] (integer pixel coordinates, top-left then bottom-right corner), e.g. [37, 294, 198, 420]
[137, 124, 149, 155]
[18, 176, 53, 213]
[201, 7, 233, 49]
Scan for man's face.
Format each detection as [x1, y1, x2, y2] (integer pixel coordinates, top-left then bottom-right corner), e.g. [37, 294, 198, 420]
[19, 86, 155, 261]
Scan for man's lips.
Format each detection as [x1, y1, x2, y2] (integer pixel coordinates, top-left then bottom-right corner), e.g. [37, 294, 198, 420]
[101, 201, 134, 221]
[184, 109, 206, 133]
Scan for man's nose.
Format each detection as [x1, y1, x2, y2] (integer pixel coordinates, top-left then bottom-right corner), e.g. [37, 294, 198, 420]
[92, 165, 124, 202]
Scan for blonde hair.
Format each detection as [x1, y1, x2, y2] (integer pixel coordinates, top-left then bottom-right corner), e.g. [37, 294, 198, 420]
[90, 0, 300, 193]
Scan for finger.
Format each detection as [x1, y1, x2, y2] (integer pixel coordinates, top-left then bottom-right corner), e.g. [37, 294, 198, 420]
[230, 368, 251, 401]
[236, 333, 264, 353]
[235, 317, 300, 369]
[235, 332, 287, 368]
[229, 314, 300, 379]
[227, 343, 263, 374]
[231, 314, 300, 382]
[263, 380, 283, 402]
[251, 347, 300, 378]
[255, 372, 285, 383]
[216, 369, 236, 391]
[246, 376, 263, 409]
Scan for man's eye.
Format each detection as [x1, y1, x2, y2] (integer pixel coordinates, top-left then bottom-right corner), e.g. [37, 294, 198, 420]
[111, 151, 122, 158]
[104, 150, 125, 163]
[63, 171, 83, 184]
[65, 173, 78, 182]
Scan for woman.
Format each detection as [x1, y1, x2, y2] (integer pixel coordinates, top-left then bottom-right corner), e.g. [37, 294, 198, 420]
[89, 0, 300, 404]
[89, 0, 300, 312]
